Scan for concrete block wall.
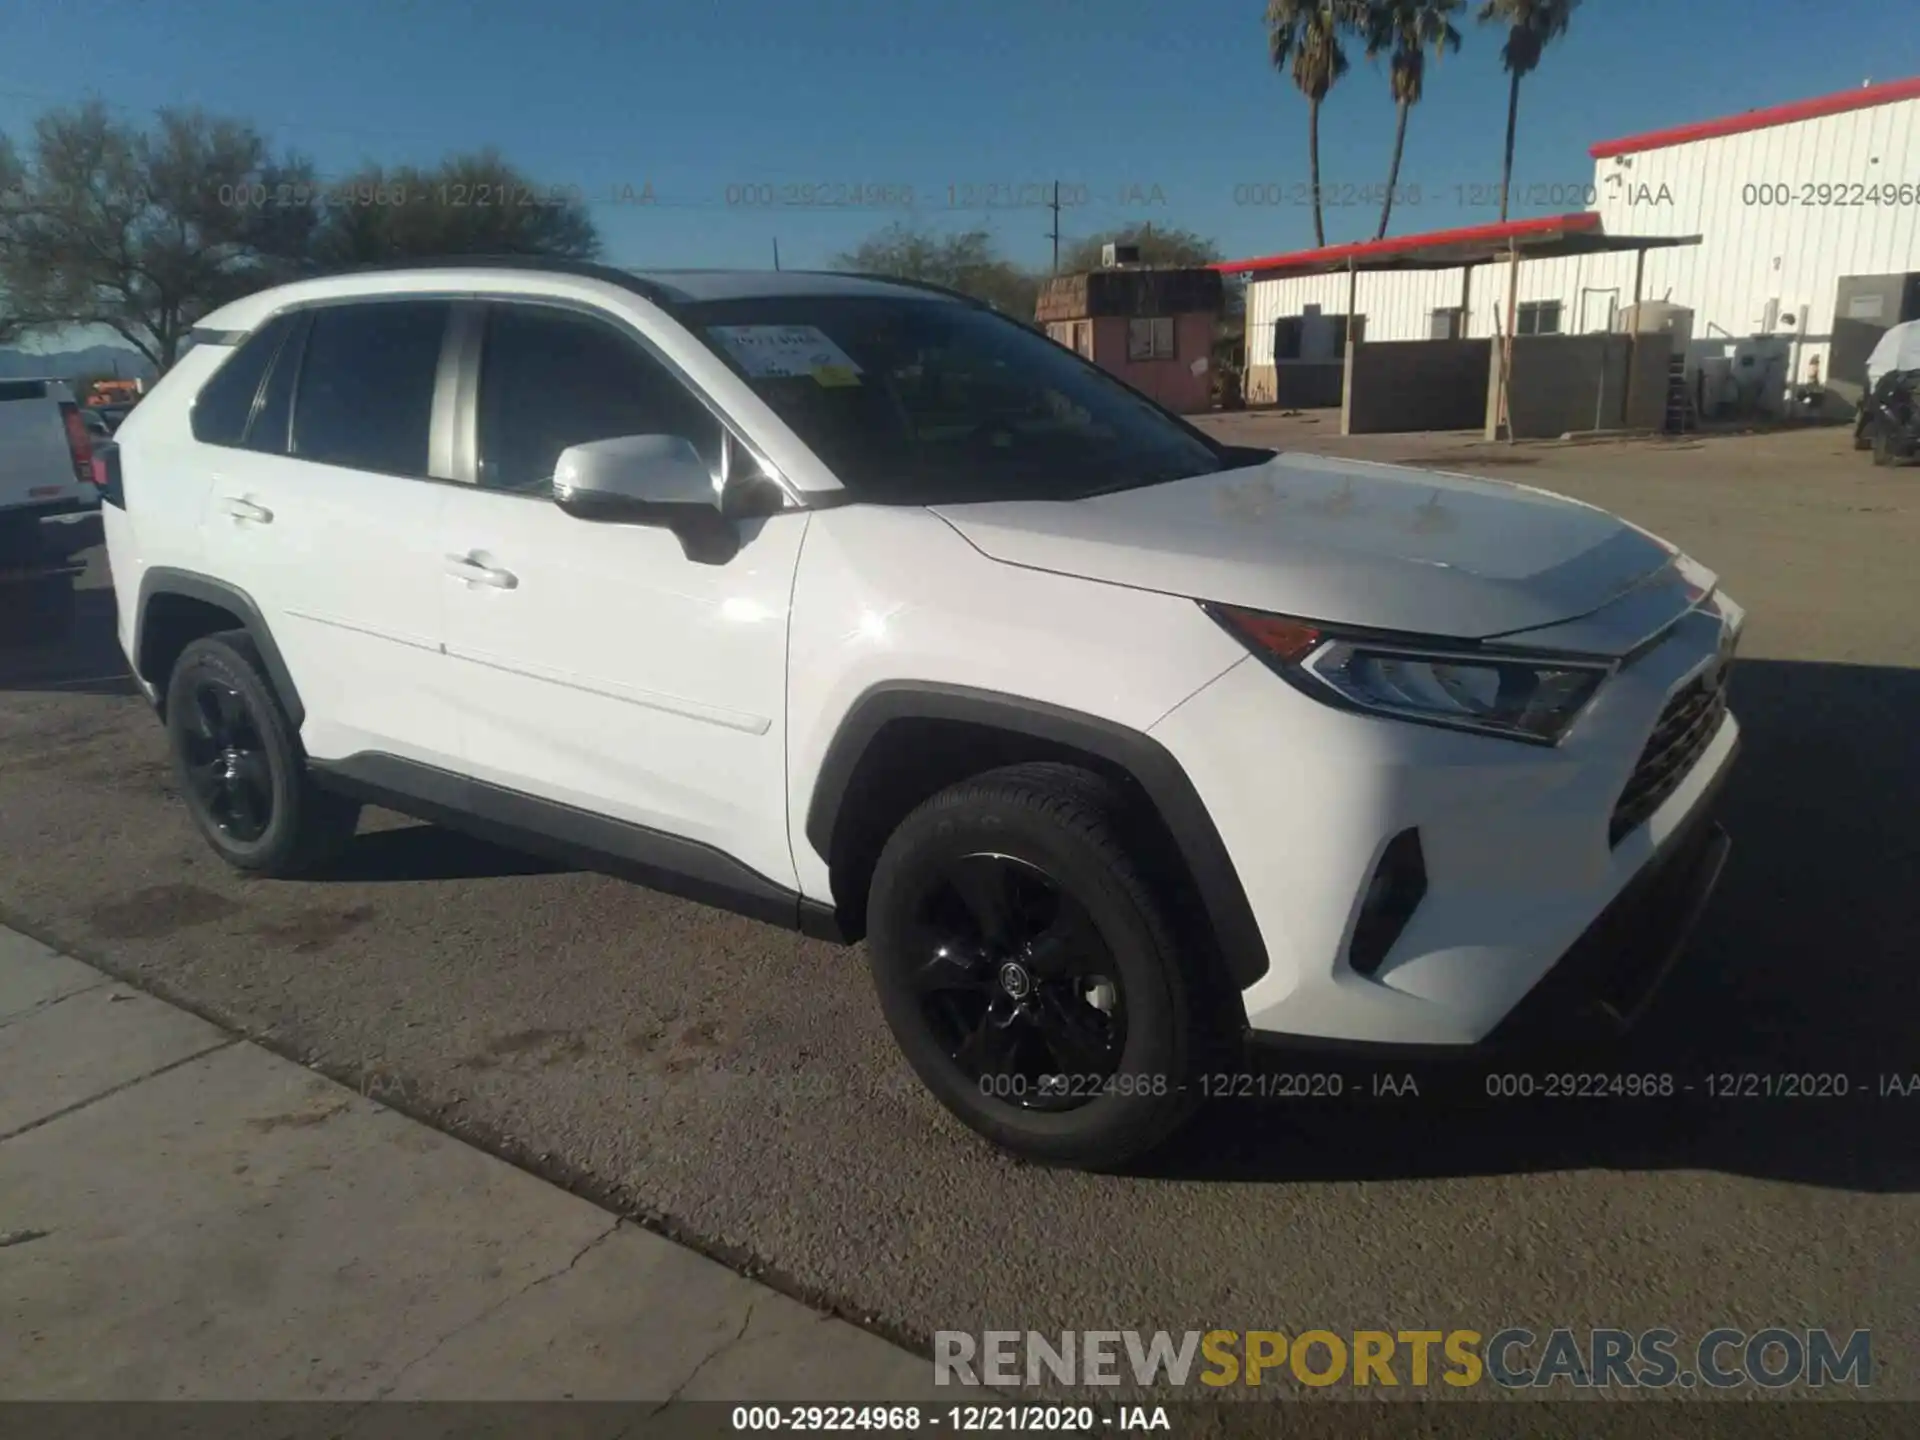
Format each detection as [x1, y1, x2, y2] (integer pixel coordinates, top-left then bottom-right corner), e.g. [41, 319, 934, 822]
[1487, 333, 1675, 438]
[1342, 340, 1491, 435]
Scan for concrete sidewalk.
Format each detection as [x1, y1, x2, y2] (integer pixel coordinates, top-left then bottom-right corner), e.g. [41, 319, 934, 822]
[0, 926, 940, 1402]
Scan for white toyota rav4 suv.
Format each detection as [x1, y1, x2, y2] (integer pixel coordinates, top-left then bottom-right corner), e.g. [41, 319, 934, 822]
[98, 260, 1742, 1168]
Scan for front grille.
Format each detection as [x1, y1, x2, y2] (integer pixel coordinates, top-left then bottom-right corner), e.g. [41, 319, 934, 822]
[1609, 663, 1731, 845]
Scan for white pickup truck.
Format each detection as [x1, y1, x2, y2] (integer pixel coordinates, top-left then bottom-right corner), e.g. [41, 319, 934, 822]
[0, 377, 97, 641]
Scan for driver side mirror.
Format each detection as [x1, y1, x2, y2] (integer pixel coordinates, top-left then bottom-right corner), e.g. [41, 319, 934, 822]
[552, 434, 741, 563]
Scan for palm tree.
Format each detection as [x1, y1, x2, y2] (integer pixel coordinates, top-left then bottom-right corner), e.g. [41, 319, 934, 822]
[1361, 0, 1463, 239]
[1477, 0, 1580, 222]
[1266, 0, 1363, 247]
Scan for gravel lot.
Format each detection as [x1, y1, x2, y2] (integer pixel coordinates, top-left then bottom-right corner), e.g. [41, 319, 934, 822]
[3, 418, 1915, 1396]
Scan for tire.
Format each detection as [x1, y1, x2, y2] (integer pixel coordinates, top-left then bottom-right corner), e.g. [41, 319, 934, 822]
[865, 761, 1223, 1169]
[1853, 419, 1873, 451]
[164, 631, 361, 876]
[1872, 421, 1896, 466]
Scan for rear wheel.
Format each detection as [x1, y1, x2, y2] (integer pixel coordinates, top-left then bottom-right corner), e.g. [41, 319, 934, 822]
[1872, 421, 1898, 466]
[164, 631, 361, 875]
[865, 762, 1221, 1169]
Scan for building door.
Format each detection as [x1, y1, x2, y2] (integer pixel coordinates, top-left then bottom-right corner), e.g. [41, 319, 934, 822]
[1578, 288, 1619, 333]
[1830, 273, 1920, 402]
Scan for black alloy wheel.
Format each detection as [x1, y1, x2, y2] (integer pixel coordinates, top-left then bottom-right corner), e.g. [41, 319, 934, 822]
[163, 631, 361, 875]
[905, 852, 1128, 1111]
[865, 762, 1219, 1169]
[178, 677, 276, 844]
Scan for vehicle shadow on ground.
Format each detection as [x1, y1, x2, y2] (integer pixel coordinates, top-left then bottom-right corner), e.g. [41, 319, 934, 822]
[1153, 657, 1920, 1195]
[0, 583, 142, 698]
[318, 823, 572, 883]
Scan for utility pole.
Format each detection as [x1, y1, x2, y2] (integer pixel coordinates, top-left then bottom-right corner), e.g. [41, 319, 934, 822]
[1046, 181, 1061, 274]
[772, 237, 781, 271]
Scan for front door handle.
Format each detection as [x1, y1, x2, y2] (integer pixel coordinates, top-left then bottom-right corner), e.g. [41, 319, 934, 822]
[219, 496, 273, 524]
[443, 554, 519, 590]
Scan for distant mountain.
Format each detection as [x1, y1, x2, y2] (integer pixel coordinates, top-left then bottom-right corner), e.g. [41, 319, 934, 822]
[0, 345, 157, 382]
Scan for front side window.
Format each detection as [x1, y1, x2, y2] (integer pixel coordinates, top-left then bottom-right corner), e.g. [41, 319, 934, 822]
[476, 304, 723, 495]
[190, 312, 297, 447]
[290, 301, 450, 475]
[683, 295, 1228, 504]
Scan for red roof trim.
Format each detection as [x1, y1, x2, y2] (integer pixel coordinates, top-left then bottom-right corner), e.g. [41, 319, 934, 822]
[1589, 75, 1920, 159]
[1214, 211, 1601, 277]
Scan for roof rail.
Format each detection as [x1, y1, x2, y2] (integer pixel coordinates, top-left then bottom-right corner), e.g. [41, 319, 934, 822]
[320, 254, 680, 309]
[809, 271, 989, 308]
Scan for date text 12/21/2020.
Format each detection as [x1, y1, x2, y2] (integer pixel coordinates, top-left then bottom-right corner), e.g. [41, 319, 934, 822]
[1230, 181, 1612, 210]
[973, 1068, 1920, 1104]
[217, 180, 592, 210]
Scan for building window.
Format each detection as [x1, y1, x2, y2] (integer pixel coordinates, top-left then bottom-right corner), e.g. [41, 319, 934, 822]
[1516, 301, 1563, 336]
[1429, 308, 1465, 340]
[1128, 316, 1176, 361]
[1046, 322, 1075, 349]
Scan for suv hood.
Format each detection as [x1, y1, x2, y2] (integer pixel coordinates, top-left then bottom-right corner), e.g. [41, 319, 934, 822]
[929, 452, 1681, 642]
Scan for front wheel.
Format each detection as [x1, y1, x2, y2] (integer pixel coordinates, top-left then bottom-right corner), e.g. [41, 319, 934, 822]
[865, 762, 1220, 1169]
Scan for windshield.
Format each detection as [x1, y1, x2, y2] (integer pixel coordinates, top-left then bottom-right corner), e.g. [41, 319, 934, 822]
[680, 295, 1230, 504]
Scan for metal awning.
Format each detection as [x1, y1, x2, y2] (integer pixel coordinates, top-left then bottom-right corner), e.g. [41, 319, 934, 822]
[1216, 212, 1702, 278]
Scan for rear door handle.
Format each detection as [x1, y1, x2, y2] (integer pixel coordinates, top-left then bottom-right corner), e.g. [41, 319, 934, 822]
[219, 496, 274, 524]
[444, 554, 518, 590]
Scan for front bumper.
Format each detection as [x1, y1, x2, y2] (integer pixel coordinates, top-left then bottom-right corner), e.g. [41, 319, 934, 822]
[1478, 740, 1733, 1045]
[1150, 598, 1742, 1048]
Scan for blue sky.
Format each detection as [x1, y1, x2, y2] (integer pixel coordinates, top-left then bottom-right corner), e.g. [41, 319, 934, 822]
[2, 0, 1917, 288]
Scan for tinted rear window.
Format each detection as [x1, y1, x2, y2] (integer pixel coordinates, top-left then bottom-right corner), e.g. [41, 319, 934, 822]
[190, 314, 297, 446]
[291, 301, 450, 475]
[0, 381, 50, 403]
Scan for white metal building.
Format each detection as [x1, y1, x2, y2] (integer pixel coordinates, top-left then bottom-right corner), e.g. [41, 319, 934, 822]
[1234, 76, 1920, 411]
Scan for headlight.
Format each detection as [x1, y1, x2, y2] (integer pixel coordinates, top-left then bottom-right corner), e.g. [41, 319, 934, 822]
[1204, 603, 1613, 745]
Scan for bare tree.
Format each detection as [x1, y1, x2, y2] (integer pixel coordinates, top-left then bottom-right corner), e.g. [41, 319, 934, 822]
[833, 222, 1041, 321]
[1057, 223, 1222, 273]
[0, 106, 602, 372]
[0, 104, 318, 371]
[307, 148, 599, 269]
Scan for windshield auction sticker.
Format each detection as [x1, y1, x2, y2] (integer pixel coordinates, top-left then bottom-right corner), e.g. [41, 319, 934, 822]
[708, 325, 864, 385]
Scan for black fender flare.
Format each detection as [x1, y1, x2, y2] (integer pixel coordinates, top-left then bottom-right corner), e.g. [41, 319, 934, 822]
[804, 681, 1269, 990]
[134, 567, 306, 729]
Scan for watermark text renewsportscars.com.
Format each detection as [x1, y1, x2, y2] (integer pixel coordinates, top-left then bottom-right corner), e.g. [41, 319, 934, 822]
[934, 1328, 1873, 1391]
